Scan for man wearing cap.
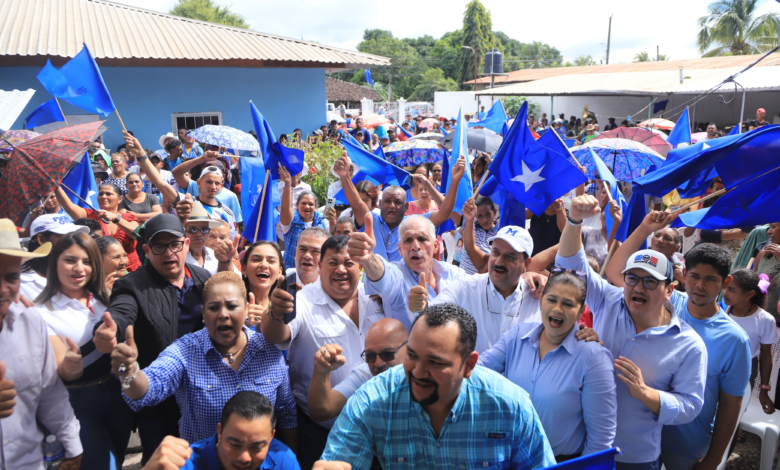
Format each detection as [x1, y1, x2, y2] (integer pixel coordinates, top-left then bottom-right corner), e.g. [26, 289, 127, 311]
[755, 108, 768, 127]
[92, 213, 213, 463]
[185, 201, 240, 275]
[21, 191, 72, 238]
[171, 152, 240, 236]
[607, 214, 750, 470]
[0, 219, 84, 470]
[555, 195, 707, 470]
[181, 129, 203, 161]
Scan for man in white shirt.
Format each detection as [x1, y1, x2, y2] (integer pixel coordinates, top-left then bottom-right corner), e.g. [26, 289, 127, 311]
[264, 235, 384, 469]
[0, 218, 83, 470]
[285, 227, 329, 286]
[307, 318, 408, 422]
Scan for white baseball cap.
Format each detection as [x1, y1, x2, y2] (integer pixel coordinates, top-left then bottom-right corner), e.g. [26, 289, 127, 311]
[622, 249, 673, 281]
[487, 225, 534, 257]
[30, 214, 89, 237]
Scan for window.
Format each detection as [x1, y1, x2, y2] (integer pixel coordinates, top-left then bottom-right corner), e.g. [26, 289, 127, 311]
[171, 112, 223, 133]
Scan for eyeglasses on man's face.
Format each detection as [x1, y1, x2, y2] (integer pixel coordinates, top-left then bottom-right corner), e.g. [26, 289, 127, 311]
[149, 240, 185, 256]
[624, 273, 661, 290]
[186, 226, 210, 235]
[361, 341, 407, 364]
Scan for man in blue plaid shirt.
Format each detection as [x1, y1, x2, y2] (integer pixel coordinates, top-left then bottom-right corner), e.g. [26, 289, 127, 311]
[320, 303, 556, 469]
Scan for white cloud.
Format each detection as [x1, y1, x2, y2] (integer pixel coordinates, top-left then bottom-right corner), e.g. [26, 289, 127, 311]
[119, 0, 779, 62]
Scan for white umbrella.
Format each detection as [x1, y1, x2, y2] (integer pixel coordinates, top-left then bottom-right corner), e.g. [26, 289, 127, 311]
[411, 132, 445, 141]
[327, 112, 345, 124]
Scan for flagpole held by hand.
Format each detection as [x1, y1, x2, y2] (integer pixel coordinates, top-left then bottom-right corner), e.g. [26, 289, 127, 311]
[114, 108, 128, 133]
[548, 125, 586, 173]
[61, 183, 98, 211]
[671, 188, 729, 216]
[600, 240, 617, 277]
[54, 98, 69, 126]
[472, 170, 490, 198]
[253, 170, 271, 242]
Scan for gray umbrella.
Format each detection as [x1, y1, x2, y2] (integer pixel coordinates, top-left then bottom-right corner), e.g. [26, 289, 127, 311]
[439, 128, 503, 154]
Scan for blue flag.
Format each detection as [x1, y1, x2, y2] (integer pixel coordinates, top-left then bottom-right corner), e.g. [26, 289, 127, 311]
[478, 175, 527, 230]
[468, 100, 508, 134]
[667, 108, 692, 149]
[250, 101, 304, 178]
[446, 105, 474, 214]
[614, 191, 648, 245]
[240, 157, 277, 243]
[397, 125, 413, 139]
[632, 126, 780, 197]
[365, 69, 374, 86]
[25, 99, 65, 128]
[36, 44, 116, 117]
[589, 148, 627, 236]
[61, 154, 99, 209]
[727, 125, 740, 136]
[653, 99, 669, 114]
[343, 138, 411, 189]
[488, 101, 587, 215]
[544, 447, 621, 470]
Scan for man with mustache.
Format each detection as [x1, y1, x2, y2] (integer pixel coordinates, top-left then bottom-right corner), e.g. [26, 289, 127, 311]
[307, 318, 408, 422]
[321, 303, 556, 469]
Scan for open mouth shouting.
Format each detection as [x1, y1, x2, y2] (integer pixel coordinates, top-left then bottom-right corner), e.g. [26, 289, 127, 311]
[331, 273, 351, 289]
[629, 292, 649, 309]
[215, 324, 235, 339]
[546, 313, 565, 329]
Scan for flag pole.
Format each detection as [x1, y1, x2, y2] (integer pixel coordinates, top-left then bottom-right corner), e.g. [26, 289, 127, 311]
[54, 98, 70, 126]
[671, 188, 729, 216]
[548, 125, 587, 173]
[252, 170, 270, 242]
[472, 170, 490, 198]
[61, 183, 98, 211]
[114, 109, 128, 133]
[599, 240, 617, 277]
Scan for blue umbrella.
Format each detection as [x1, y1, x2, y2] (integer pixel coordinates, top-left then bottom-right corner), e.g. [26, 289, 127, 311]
[570, 138, 665, 181]
[188, 125, 260, 152]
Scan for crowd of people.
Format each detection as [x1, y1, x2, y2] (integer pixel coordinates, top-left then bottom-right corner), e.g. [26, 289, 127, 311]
[1, 103, 779, 470]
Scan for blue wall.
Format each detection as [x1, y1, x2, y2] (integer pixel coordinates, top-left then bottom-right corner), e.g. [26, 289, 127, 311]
[1, 66, 326, 151]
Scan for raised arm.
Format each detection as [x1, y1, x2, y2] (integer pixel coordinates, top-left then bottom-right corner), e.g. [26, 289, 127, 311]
[333, 152, 368, 228]
[429, 155, 466, 227]
[307, 344, 349, 422]
[461, 198, 488, 273]
[558, 195, 601, 258]
[170, 151, 219, 191]
[346, 214, 384, 282]
[279, 165, 294, 226]
[54, 186, 87, 220]
[413, 174, 444, 206]
[122, 132, 178, 205]
[262, 277, 294, 345]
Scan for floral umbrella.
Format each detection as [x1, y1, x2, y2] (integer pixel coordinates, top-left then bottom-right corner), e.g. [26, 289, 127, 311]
[384, 139, 447, 167]
[188, 125, 260, 151]
[0, 129, 42, 153]
[638, 118, 676, 131]
[418, 118, 439, 129]
[0, 121, 105, 222]
[570, 138, 666, 181]
[594, 127, 673, 157]
[347, 113, 390, 129]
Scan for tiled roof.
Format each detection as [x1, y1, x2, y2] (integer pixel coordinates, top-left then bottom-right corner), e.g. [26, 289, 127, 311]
[326, 77, 381, 102]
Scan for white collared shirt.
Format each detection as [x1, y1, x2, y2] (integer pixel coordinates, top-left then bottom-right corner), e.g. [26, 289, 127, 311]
[19, 271, 47, 302]
[185, 246, 241, 276]
[36, 292, 108, 368]
[430, 273, 541, 353]
[282, 279, 383, 429]
[0, 304, 82, 469]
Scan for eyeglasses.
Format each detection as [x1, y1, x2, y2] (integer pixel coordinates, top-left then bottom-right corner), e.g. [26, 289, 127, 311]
[361, 342, 407, 364]
[186, 226, 210, 235]
[431, 169, 442, 174]
[149, 241, 185, 256]
[624, 273, 661, 290]
[550, 267, 587, 279]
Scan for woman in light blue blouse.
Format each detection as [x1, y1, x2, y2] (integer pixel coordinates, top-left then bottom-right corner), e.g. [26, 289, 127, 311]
[478, 267, 617, 462]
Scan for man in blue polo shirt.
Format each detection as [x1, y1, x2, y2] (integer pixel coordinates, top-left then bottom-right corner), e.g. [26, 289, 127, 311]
[141, 391, 299, 470]
[606, 213, 751, 470]
[332, 152, 464, 262]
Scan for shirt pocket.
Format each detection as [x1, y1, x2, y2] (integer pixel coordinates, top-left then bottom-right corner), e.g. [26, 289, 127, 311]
[383, 456, 415, 470]
[311, 323, 347, 342]
[10, 353, 41, 394]
[461, 438, 512, 470]
[193, 374, 223, 399]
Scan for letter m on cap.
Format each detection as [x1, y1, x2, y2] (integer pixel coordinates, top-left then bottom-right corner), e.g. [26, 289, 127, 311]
[505, 228, 518, 236]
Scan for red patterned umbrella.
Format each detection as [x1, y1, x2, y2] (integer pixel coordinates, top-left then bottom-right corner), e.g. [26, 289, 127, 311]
[0, 121, 105, 222]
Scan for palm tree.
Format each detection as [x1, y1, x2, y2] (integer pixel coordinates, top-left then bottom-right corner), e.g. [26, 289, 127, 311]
[634, 51, 651, 62]
[697, 0, 780, 57]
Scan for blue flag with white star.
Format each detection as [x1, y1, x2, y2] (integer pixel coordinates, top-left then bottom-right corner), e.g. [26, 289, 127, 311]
[487, 101, 587, 215]
[468, 100, 508, 134]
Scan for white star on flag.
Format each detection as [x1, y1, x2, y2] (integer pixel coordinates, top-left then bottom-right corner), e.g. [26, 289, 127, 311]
[511, 161, 546, 192]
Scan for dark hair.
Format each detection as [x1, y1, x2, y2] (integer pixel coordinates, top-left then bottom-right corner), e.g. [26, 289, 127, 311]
[96, 235, 122, 255]
[98, 182, 122, 198]
[125, 172, 143, 184]
[320, 235, 349, 260]
[684, 243, 732, 280]
[543, 270, 587, 311]
[36, 232, 110, 306]
[412, 303, 477, 363]
[23, 231, 54, 276]
[220, 391, 276, 429]
[355, 180, 379, 208]
[241, 241, 285, 296]
[164, 139, 182, 152]
[336, 216, 355, 229]
[475, 196, 496, 212]
[729, 269, 767, 308]
[74, 217, 103, 239]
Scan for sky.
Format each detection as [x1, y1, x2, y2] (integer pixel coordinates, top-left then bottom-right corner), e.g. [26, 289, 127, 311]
[119, 0, 780, 64]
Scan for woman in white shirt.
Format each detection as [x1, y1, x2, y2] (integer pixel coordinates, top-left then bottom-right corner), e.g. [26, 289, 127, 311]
[241, 241, 285, 330]
[724, 268, 777, 414]
[35, 232, 134, 470]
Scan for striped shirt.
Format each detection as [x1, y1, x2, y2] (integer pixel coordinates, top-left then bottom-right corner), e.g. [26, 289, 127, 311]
[322, 365, 556, 469]
[123, 326, 296, 444]
[458, 220, 498, 275]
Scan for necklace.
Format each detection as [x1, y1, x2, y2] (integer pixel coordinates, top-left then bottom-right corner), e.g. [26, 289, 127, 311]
[219, 333, 246, 364]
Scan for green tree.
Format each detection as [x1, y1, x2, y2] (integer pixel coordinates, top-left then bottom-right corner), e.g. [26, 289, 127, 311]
[352, 30, 426, 100]
[573, 55, 597, 66]
[430, 30, 465, 83]
[460, 0, 495, 88]
[503, 96, 538, 118]
[169, 0, 249, 28]
[409, 68, 459, 101]
[403, 35, 437, 58]
[633, 51, 651, 62]
[697, 0, 780, 56]
[519, 41, 563, 68]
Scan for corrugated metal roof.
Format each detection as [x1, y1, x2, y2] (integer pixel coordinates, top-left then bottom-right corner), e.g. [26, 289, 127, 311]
[0, 0, 390, 68]
[476, 66, 780, 97]
[466, 53, 780, 85]
[0, 88, 35, 129]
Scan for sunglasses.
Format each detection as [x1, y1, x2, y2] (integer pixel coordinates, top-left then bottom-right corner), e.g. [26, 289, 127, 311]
[186, 226, 211, 235]
[550, 267, 587, 279]
[361, 341, 407, 364]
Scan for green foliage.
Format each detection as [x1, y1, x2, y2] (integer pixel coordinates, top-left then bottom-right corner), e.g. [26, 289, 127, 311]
[573, 55, 597, 66]
[285, 140, 343, 205]
[697, 0, 780, 56]
[460, 0, 495, 87]
[503, 97, 538, 118]
[409, 69, 460, 101]
[169, 0, 249, 28]
[429, 31, 464, 81]
[355, 30, 422, 99]
[634, 51, 670, 62]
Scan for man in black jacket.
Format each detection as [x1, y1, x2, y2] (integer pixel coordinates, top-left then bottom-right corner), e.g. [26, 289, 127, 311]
[93, 213, 212, 463]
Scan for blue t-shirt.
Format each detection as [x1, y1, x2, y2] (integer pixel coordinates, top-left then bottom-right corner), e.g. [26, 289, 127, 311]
[182, 180, 243, 224]
[358, 211, 433, 263]
[662, 291, 751, 460]
[183, 433, 300, 470]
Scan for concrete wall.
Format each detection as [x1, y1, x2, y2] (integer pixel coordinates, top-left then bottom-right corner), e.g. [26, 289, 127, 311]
[434, 91, 494, 119]
[1, 66, 326, 151]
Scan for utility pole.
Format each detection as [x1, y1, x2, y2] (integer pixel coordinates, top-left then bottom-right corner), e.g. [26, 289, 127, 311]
[388, 73, 393, 103]
[606, 15, 613, 64]
[657, 45, 660, 61]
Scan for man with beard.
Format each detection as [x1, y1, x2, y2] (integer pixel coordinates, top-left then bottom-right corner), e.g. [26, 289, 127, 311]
[334, 152, 464, 263]
[264, 236, 384, 469]
[307, 318, 408, 422]
[321, 303, 556, 469]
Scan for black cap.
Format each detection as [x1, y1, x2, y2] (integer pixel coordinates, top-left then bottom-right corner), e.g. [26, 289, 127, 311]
[144, 213, 184, 243]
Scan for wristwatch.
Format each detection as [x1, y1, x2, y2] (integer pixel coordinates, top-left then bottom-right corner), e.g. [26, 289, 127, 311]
[760, 384, 772, 391]
[137, 154, 149, 164]
[113, 214, 121, 224]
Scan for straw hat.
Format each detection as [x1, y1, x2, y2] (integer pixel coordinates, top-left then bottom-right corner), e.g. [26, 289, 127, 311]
[0, 219, 51, 258]
[185, 202, 224, 229]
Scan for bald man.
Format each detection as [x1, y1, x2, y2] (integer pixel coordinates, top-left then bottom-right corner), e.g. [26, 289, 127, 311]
[307, 318, 408, 422]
